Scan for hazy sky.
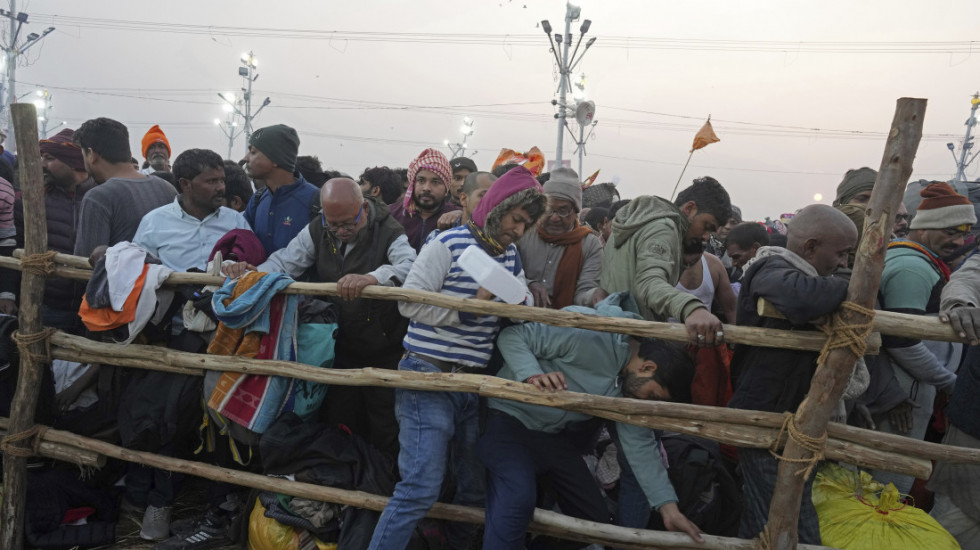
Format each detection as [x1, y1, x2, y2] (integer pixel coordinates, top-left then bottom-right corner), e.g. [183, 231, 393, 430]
[8, 0, 980, 220]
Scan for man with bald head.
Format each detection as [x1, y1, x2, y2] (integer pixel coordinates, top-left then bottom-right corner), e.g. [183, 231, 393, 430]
[727, 204, 857, 544]
[229, 178, 417, 457]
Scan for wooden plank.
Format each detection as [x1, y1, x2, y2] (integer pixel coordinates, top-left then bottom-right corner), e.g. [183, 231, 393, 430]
[764, 98, 927, 549]
[0, 103, 49, 550]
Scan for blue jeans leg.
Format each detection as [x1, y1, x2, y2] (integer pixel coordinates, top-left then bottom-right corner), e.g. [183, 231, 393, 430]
[615, 443, 652, 530]
[478, 413, 538, 550]
[447, 391, 485, 548]
[369, 355, 457, 550]
[737, 447, 821, 545]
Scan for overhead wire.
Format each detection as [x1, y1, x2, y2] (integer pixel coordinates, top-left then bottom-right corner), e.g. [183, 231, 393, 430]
[32, 13, 980, 54]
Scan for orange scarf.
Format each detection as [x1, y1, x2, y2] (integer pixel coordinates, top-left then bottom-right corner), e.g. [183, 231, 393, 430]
[537, 220, 594, 309]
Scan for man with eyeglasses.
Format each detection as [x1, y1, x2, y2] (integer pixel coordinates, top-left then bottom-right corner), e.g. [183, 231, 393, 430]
[516, 167, 603, 309]
[869, 182, 970, 494]
[225, 178, 416, 459]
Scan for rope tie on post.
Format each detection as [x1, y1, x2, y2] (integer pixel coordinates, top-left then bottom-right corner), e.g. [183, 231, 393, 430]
[11, 327, 56, 365]
[19, 250, 58, 276]
[768, 412, 828, 478]
[815, 300, 876, 366]
[0, 425, 48, 458]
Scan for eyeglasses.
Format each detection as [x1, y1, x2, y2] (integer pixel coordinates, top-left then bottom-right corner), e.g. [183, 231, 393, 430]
[894, 214, 911, 223]
[545, 207, 574, 219]
[942, 224, 973, 237]
[322, 203, 364, 233]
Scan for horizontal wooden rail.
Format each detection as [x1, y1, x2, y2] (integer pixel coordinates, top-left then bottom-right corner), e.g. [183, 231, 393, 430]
[9, 421, 836, 550]
[49, 332, 951, 479]
[0, 252, 893, 354]
[0, 420, 104, 467]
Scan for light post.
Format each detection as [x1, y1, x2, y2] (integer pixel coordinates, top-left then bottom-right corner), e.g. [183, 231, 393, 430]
[31, 89, 62, 138]
[948, 92, 980, 192]
[219, 51, 271, 155]
[0, 1, 54, 152]
[443, 116, 475, 159]
[214, 96, 243, 160]
[569, 74, 598, 176]
[541, 1, 596, 165]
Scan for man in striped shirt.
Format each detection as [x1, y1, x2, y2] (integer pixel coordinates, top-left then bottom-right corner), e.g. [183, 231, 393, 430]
[369, 166, 547, 550]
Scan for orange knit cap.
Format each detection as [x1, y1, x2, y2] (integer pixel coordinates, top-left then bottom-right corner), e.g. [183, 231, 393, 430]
[141, 125, 171, 159]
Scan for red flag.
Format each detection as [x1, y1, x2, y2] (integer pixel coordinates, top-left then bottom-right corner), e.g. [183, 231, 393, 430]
[583, 169, 600, 187]
[690, 117, 720, 153]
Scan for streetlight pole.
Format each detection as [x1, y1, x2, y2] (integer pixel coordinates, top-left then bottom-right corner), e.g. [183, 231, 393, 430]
[443, 116, 475, 159]
[948, 92, 980, 192]
[0, 1, 54, 152]
[541, 2, 596, 166]
[218, 51, 270, 158]
[214, 110, 242, 160]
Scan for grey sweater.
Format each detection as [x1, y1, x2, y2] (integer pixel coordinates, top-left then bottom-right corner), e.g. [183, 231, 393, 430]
[74, 175, 177, 257]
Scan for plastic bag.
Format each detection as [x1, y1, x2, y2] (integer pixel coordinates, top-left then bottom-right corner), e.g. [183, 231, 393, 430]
[813, 464, 960, 549]
[249, 497, 337, 550]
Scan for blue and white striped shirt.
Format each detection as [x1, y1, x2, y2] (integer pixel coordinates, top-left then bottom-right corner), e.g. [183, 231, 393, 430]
[399, 225, 530, 368]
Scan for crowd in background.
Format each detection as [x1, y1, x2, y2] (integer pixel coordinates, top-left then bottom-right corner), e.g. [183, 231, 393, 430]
[0, 117, 978, 550]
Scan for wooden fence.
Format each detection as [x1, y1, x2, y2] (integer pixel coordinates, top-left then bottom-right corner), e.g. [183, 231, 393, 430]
[0, 98, 963, 550]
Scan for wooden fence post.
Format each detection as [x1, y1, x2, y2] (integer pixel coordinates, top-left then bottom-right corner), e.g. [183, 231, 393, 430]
[0, 103, 49, 550]
[763, 98, 928, 549]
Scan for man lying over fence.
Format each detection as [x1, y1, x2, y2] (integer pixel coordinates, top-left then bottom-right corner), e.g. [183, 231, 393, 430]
[481, 291, 703, 549]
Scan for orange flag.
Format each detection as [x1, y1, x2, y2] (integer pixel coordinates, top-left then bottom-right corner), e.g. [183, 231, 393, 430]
[690, 117, 720, 153]
[583, 169, 600, 187]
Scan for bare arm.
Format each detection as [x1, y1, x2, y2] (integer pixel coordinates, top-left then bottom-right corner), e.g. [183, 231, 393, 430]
[706, 253, 737, 324]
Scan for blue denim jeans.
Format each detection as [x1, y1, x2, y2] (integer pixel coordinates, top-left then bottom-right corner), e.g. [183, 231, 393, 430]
[368, 354, 485, 550]
[614, 443, 653, 531]
[738, 447, 821, 544]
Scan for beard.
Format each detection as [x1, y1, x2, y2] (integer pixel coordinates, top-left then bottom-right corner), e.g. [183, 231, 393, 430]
[682, 239, 705, 255]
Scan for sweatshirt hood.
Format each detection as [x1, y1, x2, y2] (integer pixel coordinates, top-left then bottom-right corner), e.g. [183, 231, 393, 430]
[610, 195, 689, 249]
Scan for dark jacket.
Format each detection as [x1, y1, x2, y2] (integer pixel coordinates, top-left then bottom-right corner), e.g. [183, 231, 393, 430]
[388, 199, 460, 252]
[310, 199, 409, 359]
[0, 179, 95, 311]
[727, 252, 848, 414]
[244, 174, 318, 257]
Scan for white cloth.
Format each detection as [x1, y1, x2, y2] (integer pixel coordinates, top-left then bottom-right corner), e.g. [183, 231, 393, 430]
[119, 263, 174, 345]
[105, 242, 149, 312]
[51, 359, 98, 410]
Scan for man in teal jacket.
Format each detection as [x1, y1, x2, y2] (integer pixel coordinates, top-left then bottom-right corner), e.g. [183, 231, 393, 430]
[479, 293, 703, 549]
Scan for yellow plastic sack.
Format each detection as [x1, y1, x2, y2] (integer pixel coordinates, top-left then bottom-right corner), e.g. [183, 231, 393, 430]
[248, 497, 337, 550]
[813, 464, 960, 550]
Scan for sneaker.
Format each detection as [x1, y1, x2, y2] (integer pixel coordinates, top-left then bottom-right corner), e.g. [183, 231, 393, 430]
[155, 509, 231, 550]
[140, 505, 173, 541]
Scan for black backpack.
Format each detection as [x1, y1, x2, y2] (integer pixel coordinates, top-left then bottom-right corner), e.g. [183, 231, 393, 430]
[647, 434, 742, 537]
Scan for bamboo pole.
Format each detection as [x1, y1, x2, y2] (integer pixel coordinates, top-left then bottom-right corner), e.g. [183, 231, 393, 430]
[0, 254, 883, 355]
[0, 103, 48, 550]
[47, 332, 944, 478]
[0, 419, 104, 467]
[4, 250, 970, 347]
[764, 98, 928, 550]
[6, 249, 964, 346]
[30, 424, 835, 550]
[757, 297, 959, 346]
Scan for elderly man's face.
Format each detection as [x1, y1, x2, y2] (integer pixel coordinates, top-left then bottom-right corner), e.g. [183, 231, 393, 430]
[542, 197, 577, 236]
[146, 142, 170, 171]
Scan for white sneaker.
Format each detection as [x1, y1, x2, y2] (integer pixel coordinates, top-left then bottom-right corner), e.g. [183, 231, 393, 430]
[140, 505, 173, 541]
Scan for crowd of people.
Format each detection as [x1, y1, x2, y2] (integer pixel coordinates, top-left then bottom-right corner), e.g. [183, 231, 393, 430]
[0, 115, 978, 550]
